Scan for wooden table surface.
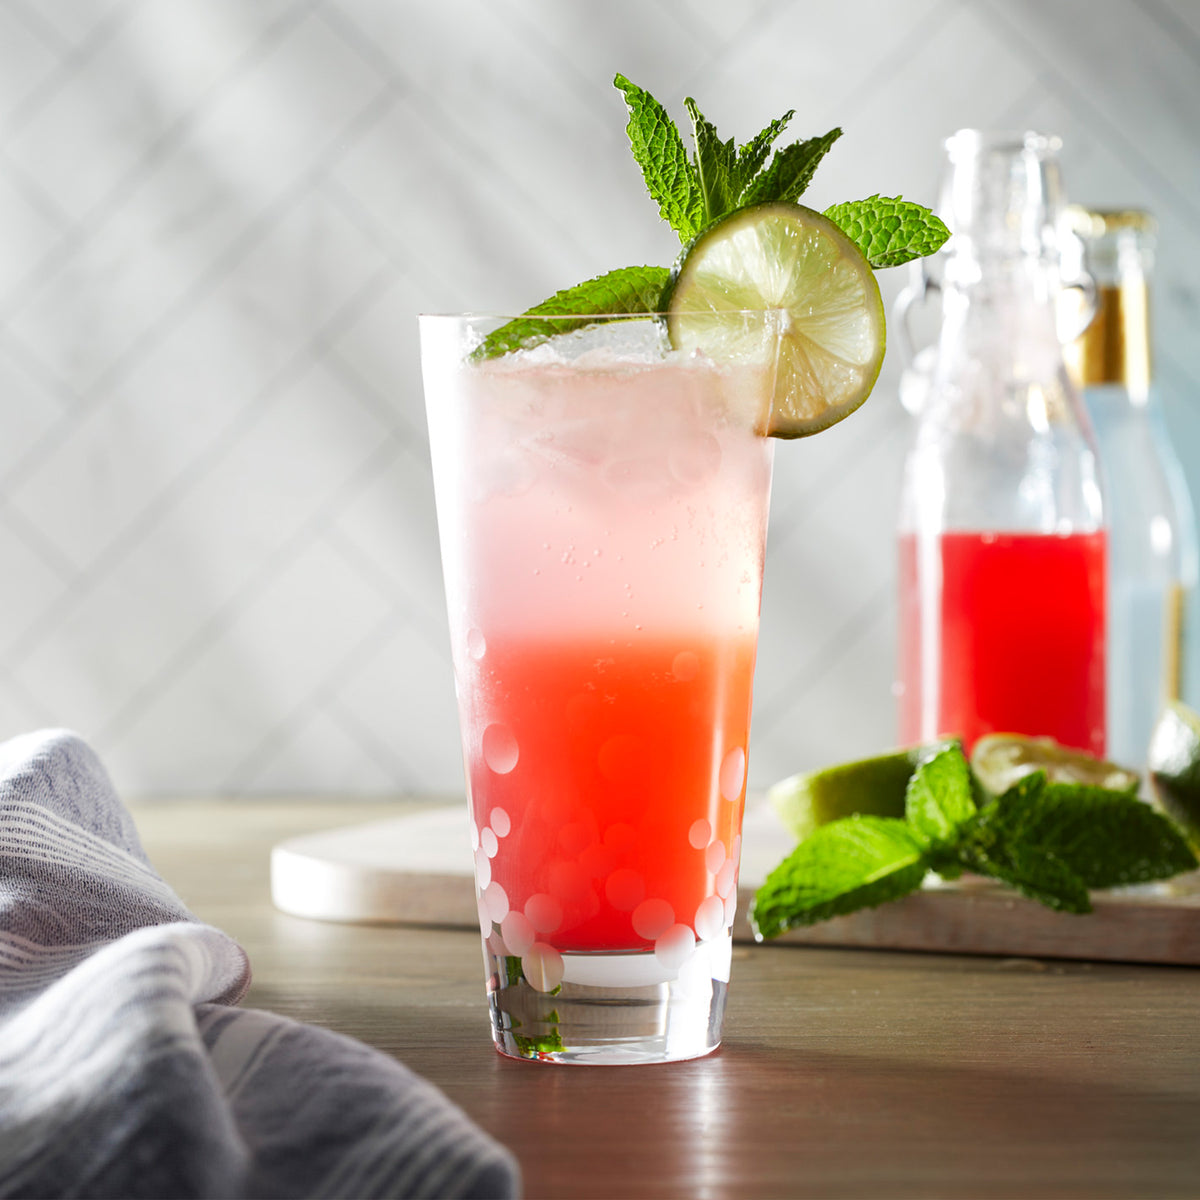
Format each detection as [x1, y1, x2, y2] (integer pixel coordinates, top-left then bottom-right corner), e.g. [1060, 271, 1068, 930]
[132, 799, 1200, 1200]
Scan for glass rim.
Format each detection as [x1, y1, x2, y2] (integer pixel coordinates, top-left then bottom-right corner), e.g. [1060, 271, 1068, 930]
[417, 309, 787, 322]
[943, 127, 1062, 160]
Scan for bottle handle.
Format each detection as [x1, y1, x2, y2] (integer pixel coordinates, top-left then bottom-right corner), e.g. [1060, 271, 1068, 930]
[893, 263, 941, 416]
[892, 263, 941, 367]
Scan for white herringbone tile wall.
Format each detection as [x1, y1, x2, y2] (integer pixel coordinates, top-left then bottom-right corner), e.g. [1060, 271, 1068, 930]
[0, 0, 1197, 796]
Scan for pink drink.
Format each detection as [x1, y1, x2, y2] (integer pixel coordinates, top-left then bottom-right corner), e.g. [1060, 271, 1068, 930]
[422, 317, 774, 1062]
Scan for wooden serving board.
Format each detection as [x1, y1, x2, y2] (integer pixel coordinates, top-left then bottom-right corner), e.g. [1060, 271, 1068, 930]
[270, 800, 1200, 966]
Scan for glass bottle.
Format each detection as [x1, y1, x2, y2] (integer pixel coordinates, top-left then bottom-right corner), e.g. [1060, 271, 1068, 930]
[1062, 208, 1198, 768]
[894, 130, 1106, 755]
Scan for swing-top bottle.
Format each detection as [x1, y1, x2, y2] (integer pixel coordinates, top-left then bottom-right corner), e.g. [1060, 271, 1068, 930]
[895, 130, 1107, 755]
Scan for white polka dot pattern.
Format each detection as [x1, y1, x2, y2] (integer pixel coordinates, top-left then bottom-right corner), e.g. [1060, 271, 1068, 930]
[694, 895, 725, 941]
[522, 943, 564, 993]
[525, 893, 563, 934]
[483, 881, 509, 922]
[632, 898, 674, 940]
[501, 911, 536, 956]
[654, 923, 696, 970]
[482, 723, 519, 774]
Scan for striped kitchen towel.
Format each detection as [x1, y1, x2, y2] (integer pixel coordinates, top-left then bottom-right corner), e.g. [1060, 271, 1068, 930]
[0, 729, 520, 1200]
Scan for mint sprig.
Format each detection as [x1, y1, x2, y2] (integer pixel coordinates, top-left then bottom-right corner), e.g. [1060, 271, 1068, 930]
[473, 265, 670, 359]
[750, 746, 1199, 940]
[614, 74, 704, 243]
[478, 76, 949, 360]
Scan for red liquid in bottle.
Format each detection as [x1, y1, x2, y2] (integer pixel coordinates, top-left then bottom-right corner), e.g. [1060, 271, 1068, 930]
[898, 530, 1107, 755]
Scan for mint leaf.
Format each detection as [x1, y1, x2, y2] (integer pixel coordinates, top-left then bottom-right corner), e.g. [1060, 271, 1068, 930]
[905, 744, 977, 852]
[750, 815, 927, 939]
[474, 265, 670, 360]
[614, 74, 702, 242]
[965, 832, 1093, 913]
[685, 97, 735, 225]
[996, 778, 1198, 887]
[513, 1029, 566, 1056]
[955, 777, 1091, 912]
[823, 195, 951, 267]
[732, 110, 794, 199]
[740, 127, 842, 206]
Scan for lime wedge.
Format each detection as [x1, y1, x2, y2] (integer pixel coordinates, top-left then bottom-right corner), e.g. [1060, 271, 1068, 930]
[971, 733, 1140, 798]
[663, 201, 886, 438]
[1148, 701, 1200, 849]
[769, 741, 958, 843]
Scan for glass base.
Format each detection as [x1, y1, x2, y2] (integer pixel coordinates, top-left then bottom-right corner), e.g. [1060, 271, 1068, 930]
[484, 933, 732, 1065]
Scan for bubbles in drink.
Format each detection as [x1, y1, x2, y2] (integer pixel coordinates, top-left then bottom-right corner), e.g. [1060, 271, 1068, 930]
[669, 431, 722, 485]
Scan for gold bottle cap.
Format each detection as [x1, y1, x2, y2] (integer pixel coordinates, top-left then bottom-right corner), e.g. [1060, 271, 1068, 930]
[1064, 206, 1157, 238]
[1062, 206, 1153, 391]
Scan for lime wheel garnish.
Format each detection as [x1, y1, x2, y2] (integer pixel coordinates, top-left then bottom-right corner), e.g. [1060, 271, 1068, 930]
[664, 201, 886, 437]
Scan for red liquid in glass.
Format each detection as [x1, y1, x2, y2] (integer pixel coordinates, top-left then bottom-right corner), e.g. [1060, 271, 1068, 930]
[463, 632, 754, 952]
[898, 530, 1106, 755]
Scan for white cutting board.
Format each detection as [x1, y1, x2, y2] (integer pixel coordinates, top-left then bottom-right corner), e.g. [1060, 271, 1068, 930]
[270, 800, 1200, 966]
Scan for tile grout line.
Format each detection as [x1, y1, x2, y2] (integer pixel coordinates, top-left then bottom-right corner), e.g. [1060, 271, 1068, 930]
[0, 263, 400, 679]
[318, 0, 598, 269]
[324, 697, 426, 793]
[91, 429, 410, 752]
[976, 0, 1200, 228]
[838, 0, 970, 123]
[0, 503, 78, 584]
[0, 0, 328, 329]
[754, 578, 893, 732]
[0, 1, 136, 142]
[320, 519, 450, 649]
[4, 0, 76, 54]
[1134, 0, 1200, 71]
[218, 608, 414, 794]
[223, 509, 458, 792]
[0, 143, 73, 232]
[0, 669, 58, 730]
[0, 81, 402, 500]
[767, 402, 910, 557]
